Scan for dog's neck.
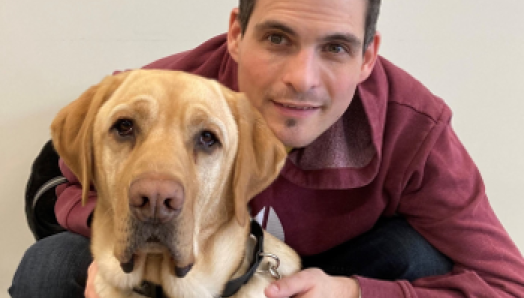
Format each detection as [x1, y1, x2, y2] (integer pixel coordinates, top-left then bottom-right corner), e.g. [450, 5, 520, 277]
[133, 221, 266, 298]
[221, 221, 265, 297]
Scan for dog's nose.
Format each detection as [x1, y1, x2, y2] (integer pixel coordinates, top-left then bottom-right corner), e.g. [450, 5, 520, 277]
[129, 177, 184, 223]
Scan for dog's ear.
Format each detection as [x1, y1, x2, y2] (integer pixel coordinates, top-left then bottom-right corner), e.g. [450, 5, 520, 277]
[50, 71, 131, 205]
[221, 86, 287, 227]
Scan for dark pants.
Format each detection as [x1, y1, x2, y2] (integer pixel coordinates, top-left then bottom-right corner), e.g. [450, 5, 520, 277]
[9, 217, 453, 298]
[9, 232, 92, 298]
[302, 217, 453, 281]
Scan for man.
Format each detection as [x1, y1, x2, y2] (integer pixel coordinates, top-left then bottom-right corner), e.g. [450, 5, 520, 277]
[10, 0, 524, 297]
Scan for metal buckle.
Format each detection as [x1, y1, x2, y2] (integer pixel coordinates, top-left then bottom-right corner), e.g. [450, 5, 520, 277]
[257, 253, 282, 280]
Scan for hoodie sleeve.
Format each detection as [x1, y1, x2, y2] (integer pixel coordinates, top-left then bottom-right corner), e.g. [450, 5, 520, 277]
[54, 158, 96, 238]
[354, 107, 524, 297]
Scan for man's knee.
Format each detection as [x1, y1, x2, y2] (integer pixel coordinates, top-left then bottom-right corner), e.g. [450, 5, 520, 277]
[9, 232, 92, 298]
[301, 217, 453, 281]
[372, 217, 453, 281]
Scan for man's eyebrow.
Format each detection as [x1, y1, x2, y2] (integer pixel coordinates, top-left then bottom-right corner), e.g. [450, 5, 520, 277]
[254, 20, 297, 36]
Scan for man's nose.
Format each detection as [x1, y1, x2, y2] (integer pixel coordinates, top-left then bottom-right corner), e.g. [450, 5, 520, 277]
[281, 49, 320, 94]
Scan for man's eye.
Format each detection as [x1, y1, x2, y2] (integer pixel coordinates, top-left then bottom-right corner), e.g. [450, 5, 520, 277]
[324, 43, 348, 54]
[267, 33, 286, 45]
[112, 119, 135, 137]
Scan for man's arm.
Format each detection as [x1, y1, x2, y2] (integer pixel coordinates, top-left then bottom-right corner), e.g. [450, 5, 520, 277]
[265, 123, 524, 298]
[356, 117, 524, 297]
[54, 158, 96, 237]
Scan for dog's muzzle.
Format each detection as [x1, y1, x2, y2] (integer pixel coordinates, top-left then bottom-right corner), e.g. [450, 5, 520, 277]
[118, 176, 194, 277]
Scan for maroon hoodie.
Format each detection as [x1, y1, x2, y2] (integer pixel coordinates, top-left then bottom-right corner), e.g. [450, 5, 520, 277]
[55, 34, 524, 297]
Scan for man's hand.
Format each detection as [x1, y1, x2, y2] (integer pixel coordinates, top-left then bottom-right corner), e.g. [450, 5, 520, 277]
[85, 262, 100, 298]
[265, 268, 360, 298]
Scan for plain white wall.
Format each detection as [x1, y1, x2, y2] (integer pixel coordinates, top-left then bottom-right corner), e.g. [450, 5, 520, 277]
[1, 1, 523, 295]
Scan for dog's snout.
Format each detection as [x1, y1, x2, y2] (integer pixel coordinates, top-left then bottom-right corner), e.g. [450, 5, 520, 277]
[129, 177, 184, 223]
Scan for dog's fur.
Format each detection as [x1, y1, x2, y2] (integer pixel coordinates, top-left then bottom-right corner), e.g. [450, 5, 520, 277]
[51, 70, 301, 298]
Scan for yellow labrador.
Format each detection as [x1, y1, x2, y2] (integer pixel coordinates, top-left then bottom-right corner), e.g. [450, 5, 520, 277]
[51, 70, 301, 298]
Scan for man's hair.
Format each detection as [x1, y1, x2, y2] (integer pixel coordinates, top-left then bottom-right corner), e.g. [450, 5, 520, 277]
[237, 0, 381, 51]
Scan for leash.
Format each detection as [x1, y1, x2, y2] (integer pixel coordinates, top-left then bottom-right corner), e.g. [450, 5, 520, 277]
[133, 220, 281, 298]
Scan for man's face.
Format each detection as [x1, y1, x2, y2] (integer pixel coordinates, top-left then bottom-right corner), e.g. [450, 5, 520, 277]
[228, 0, 380, 148]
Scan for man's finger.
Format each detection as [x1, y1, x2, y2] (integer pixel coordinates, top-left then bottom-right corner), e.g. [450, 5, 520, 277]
[265, 269, 318, 298]
[85, 262, 100, 298]
[87, 262, 97, 275]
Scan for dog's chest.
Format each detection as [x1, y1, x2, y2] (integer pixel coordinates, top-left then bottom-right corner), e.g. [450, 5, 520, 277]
[143, 254, 164, 285]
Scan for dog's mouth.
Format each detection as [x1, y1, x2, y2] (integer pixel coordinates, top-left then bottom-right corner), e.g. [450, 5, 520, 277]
[116, 221, 194, 278]
[146, 235, 161, 243]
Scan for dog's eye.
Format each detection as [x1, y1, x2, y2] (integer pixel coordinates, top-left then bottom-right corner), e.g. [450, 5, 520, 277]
[112, 119, 135, 137]
[197, 130, 220, 149]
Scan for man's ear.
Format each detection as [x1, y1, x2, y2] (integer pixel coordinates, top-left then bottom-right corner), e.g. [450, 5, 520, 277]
[221, 86, 287, 227]
[50, 71, 131, 204]
[227, 8, 242, 63]
[359, 31, 381, 83]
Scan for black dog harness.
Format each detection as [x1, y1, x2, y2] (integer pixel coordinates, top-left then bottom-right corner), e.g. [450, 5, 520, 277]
[133, 221, 268, 298]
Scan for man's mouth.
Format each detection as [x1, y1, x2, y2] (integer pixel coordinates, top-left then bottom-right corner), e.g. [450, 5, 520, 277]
[271, 100, 321, 119]
[273, 101, 320, 110]
[276, 102, 318, 110]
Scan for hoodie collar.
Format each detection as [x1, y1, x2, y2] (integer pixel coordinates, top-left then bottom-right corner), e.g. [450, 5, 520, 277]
[281, 58, 389, 189]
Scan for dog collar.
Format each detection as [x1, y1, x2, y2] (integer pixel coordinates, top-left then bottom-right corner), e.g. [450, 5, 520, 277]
[221, 220, 265, 297]
[132, 220, 265, 298]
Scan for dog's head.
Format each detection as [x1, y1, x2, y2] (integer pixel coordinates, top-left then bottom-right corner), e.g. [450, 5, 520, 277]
[51, 70, 287, 279]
